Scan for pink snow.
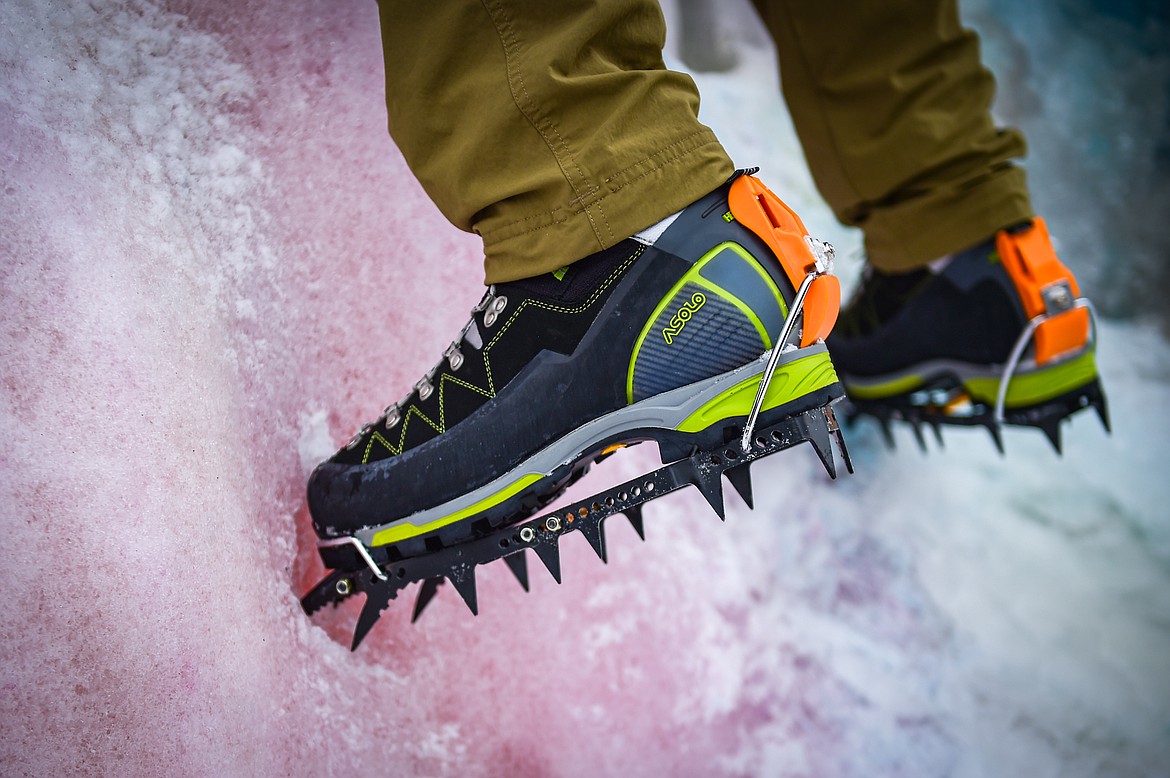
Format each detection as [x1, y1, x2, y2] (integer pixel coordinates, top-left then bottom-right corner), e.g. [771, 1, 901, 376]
[2, 1, 1168, 776]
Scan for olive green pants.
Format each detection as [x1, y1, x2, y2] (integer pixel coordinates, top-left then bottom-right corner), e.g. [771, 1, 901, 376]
[378, 0, 1033, 283]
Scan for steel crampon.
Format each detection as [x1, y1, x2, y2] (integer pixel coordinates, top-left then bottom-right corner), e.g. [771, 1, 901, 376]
[301, 402, 852, 651]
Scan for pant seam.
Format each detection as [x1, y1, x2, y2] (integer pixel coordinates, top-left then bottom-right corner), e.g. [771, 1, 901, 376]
[778, 2, 867, 215]
[480, 0, 613, 245]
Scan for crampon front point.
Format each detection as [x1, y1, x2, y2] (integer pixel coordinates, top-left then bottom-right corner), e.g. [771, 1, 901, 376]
[302, 402, 851, 650]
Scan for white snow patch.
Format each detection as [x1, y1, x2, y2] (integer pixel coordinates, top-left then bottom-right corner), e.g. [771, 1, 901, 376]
[298, 408, 336, 474]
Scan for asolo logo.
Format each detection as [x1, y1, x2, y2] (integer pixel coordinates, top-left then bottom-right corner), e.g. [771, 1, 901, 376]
[662, 291, 706, 344]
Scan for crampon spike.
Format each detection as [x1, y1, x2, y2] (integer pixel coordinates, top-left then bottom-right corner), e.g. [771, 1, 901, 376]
[532, 540, 562, 584]
[411, 576, 444, 624]
[691, 469, 726, 520]
[300, 569, 348, 617]
[878, 416, 896, 450]
[986, 422, 1005, 455]
[928, 419, 945, 448]
[502, 552, 530, 592]
[353, 582, 394, 650]
[1093, 393, 1111, 433]
[1037, 418, 1063, 454]
[825, 405, 854, 475]
[723, 463, 754, 509]
[446, 565, 479, 615]
[910, 420, 928, 453]
[623, 505, 646, 541]
[805, 413, 838, 480]
[579, 520, 608, 563]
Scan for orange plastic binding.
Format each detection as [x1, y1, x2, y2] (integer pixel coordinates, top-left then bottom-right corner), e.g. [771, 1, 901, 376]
[995, 218, 1090, 364]
[728, 174, 840, 347]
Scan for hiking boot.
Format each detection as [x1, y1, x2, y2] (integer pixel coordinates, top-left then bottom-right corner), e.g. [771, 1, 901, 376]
[829, 218, 1108, 452]
[307, 172, 845, 557]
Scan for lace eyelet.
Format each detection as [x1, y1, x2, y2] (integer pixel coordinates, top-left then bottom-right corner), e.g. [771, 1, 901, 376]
[345, 423, 372, 450]
[483, 295, 508, 328]
[444, 343, 464, 371]
[384, 405, 401, 427]
[415, 378, 433, 401]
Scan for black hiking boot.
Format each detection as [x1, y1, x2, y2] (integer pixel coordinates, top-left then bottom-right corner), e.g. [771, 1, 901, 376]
[307, 172, 844, 557]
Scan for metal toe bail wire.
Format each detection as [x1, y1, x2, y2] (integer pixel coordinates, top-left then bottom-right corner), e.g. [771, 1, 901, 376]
[993, 296, 1099, 426]
[319, 536, 388, 581]
[740, 269, 822, 451]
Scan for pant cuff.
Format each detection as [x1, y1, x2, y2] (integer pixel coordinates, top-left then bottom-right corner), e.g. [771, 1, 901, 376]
[480, 131, 734, 284]
[862, 165, 1034, 272]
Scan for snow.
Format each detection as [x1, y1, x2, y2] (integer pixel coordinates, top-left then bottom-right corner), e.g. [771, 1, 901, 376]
[1, 0, 1168, 776]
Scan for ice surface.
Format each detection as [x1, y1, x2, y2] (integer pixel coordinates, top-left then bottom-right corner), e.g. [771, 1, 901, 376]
[2, 1, 1168, 776]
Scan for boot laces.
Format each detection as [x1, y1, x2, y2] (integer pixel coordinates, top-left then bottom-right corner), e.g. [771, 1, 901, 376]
[344, 288, 510, 449]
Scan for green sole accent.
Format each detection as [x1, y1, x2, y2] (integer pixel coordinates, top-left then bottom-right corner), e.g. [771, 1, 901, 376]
[845, 350, 1099, 408]
[846, 373, 924, 401]
[371, 473, 544, 547]
[966, 350, 1098, 407]
[675, 352, 839, 434]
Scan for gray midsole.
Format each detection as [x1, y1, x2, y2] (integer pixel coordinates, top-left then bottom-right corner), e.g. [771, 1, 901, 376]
[348, 343, 830, 546]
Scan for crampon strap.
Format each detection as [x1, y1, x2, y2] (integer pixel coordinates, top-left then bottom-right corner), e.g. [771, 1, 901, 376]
[728, 174, 840, 347]
[996, 218, 1090, 365]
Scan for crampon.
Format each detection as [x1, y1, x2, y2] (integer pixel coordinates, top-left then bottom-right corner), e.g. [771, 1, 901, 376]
[845, 372, 1109, 455]
[301, 401, 851, 650]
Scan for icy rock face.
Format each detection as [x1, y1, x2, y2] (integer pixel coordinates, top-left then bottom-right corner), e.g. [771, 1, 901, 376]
[1, 1, 1169, 777]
